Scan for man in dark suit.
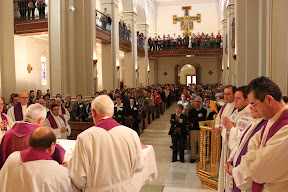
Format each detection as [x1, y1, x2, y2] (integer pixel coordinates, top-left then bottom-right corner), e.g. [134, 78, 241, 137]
[72, 95, 87, 122]
[113, 96, 124, 123]
[188, 96, 207, 163]
[170, 104, 188, 163]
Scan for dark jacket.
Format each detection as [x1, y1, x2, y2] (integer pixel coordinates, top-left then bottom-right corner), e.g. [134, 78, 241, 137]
[124, 105, 138, 120]
[169, 113, 188, 136]
[188, 107, 207, 130]
[72, 102, 87, 120]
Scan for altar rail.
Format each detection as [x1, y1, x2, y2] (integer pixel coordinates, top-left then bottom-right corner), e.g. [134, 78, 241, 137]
[197, 120, 221, 190]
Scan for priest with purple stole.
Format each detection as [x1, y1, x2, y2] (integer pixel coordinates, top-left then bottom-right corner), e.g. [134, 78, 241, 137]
[0, 126, 75, 192]
[0, 104, 66, 168]
[225, 105, 268, 192]
[0, 98, 13, 142]
[7, 91, 30, 122]
[68, 95, 145, 191]
[44, 104, 71, 139]
[229, 77, 288, 192]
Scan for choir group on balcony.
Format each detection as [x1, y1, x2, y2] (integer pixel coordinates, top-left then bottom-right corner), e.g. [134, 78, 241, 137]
[148, 32, 222, 51]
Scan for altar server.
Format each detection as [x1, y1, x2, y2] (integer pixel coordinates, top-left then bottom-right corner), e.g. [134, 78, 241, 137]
[68, 95, 145, 191]
[0, 126, 75, 192]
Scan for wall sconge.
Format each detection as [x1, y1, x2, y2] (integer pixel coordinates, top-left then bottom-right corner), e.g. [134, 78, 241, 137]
[227, 66, 229, 70]
[117, 66, 120, 71]
[93, 59, 98, 67]
[27, 64, 33, 73]
[233, 54, 237, 62]
[136, 68, 139, 72]
[148, 70, 150, 73]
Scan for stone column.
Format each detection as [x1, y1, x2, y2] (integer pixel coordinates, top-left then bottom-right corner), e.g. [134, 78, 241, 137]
[138, 24, 149, 86]
[123, 11, 137, 88]
[222, 18, 228, 85]
[49, 0, 95, 98]
[227, 1, 235, 85]
[100, 0, 119, 90]
[0, 0, 17, 100]
[99, 0, 118, 91]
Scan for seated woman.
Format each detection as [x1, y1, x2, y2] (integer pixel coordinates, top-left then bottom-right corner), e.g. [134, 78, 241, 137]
[169, 104, 188, 163]
[113, 96, 124, 124]
[62, 95, 72, 113]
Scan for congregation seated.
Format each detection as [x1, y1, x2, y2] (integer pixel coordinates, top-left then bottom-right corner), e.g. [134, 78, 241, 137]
[71, 95, 87, 122]
[44, 104, 71, 139]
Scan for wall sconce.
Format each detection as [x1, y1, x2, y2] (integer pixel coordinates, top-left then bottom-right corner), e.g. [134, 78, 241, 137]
[117, 66, 120, 71]
[27, 64, 33, 73]
[93, 59, 98, 67]
[148, 70, 150, 73]
[136, 68, 139, 72]
[227, 66, 229, 70]
[233, 54, 237, 62]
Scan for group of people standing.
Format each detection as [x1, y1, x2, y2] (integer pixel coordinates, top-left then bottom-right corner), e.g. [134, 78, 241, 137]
[16, 0, 46, 20]
[148, 32, 222, 51]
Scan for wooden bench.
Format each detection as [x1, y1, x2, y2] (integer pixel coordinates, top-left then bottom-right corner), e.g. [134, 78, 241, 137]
[123, 116, 133, 129]
[67, 121, 94, 140]
[137, 113, 143, 135]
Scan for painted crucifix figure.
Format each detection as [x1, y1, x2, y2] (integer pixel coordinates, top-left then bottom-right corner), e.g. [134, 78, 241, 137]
[173, 6, 201, 36]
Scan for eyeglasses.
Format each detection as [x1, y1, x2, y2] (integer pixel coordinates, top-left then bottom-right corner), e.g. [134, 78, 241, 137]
[19, 97, 29, 99]
[250, 100, 258, 108]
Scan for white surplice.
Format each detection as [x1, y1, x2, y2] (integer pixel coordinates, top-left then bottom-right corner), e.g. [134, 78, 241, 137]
[230, 118, 265, 192]
[216, 102, 235, 192]
[0, 113, 13, 142]
[60, 107, 71, 122]
[68, 125, 145, 192]
[0, 151, 76, 192]
[236, 105, 288, 192]
[44, 114, 71, 139]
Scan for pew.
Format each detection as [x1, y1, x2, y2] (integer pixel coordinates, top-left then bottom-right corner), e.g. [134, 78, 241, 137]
[67, 121, 94, 140]
[137, 113, 143, 135]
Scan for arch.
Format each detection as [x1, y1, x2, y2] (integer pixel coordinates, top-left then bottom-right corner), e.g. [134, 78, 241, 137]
[180, 64, 197, 85]
[136, 0, 148, 24]
[147, 5, 157, 36]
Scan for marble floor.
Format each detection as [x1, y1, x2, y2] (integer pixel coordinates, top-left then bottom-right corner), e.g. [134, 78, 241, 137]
[140, 103, 216, 192]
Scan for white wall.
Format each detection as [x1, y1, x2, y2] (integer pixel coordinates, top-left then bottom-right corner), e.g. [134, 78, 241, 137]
[14, 35, 50, 93]
[156, 2, 218, 37]
[156, 57, 221, 85]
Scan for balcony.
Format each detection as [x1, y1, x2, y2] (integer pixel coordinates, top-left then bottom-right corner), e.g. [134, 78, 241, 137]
[119, 24, 131, 52]
[14, 0, 48, 35]
[96, 10, 111, 44]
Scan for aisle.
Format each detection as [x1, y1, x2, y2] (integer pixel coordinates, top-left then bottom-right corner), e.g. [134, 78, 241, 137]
[140, 103, 215, 192]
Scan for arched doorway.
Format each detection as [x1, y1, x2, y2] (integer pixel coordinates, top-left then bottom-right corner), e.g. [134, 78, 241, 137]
[180, 64, 197, 86]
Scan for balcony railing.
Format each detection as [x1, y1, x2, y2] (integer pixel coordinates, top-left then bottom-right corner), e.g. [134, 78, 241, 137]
[14, 0, 48, 21]
[119, 24, 131, 42]
[96, 10, 111, 33]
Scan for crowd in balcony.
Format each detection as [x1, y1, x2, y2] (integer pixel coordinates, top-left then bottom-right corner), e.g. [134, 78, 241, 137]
[148, 32, 222, 51]
[14, 0, 47, 21]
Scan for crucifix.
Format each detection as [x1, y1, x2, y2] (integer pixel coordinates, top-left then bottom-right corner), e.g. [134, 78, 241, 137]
[173, 6, 201, 36]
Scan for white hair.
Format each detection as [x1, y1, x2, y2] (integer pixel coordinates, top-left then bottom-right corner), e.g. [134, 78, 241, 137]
[92, 95, 114, 115]
[24, 104, 47, 122]
[195, 96, 202, 102]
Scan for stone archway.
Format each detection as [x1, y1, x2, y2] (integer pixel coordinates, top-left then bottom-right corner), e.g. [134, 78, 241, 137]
[180, 64, 197, 85]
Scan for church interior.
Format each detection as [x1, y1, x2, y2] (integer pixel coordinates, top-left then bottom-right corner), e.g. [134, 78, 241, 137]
[0, 0, 288, 191]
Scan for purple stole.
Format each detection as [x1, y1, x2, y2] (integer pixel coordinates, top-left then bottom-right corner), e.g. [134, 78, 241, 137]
[95, 117, 121, 131]
[61, 107, 65, 115]
[1, 113, 7, 130]
[21, 147, 52, 162]
[219, 103, 237, 118]
[252, 109, 288, 192]
[14, 102, 30, 121]
[232, 119, 268, 192]
[47, 114, 66, 129]
[10, 122, 38, 137]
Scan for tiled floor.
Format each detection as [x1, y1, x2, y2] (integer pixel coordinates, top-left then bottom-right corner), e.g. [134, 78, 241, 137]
[140, 103, 216, 192]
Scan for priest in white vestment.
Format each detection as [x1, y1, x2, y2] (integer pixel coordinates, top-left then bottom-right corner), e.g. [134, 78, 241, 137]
[231, 77, 288, 192]
[0, 126, 75, 192]
[225, 106, 268, 192]
[221, 86, 253, 191]
[7, 91, 30, 122]
[215, 85, 236, 192]
[44, 104, 71, 139]
[0, 98, 13, 142]
[68, 95, 145, 192]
